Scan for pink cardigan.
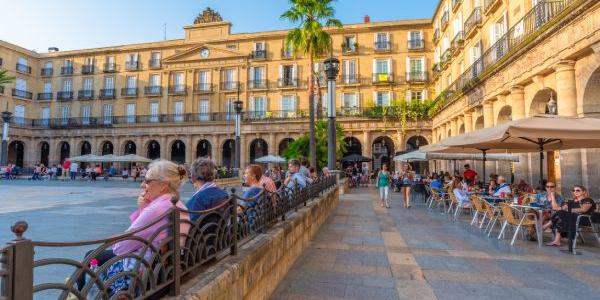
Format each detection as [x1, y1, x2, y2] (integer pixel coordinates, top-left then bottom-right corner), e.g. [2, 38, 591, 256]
[113, 194, 190, 256]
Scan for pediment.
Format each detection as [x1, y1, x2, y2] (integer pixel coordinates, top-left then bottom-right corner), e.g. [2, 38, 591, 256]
[163, 44, 247, 64]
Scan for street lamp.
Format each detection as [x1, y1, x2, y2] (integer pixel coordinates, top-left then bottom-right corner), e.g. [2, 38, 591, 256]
[324, 57, 340, 171]
[547, 91, 557, 115]
[1, 109, 12, 166]
[233, 99, 243, 171]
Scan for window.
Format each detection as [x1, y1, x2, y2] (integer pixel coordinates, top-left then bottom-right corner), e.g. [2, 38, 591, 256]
[83, 78, 93, 91]
[375, 59, 390, 74]
[225, 97, 236, 120]
[251, 96, 266, 118]
[126, 53, 138, 62]
[342, 60, 357, 83]
[409, 31, 422, 41]
[64, 59, 73, 67]
[198, 70, 210, 90]
[16, 78, 26, 91]
[282, 42, 293, 57]
[126, 103, 136, 123]
[174, 101, 184, 122]
[249, 66, 264, 88]
[84, 57, 94, 65]
[61, 106, 70, 125]
[254, 42, 265, 51]
[43, 81, 52, 93]
[280, 65, 296, 85]
[173, 72, 184, 90]
[453, 13, 463, 37]
[375, 32, 390, 49]
[105, 56, 116, 71]
[222, 69, 236, 89]
[126, 76, 137, 88]
[407, 57, 425, 81]
[411, 90, 424, 101]
[104, 76, 114, 89]
[150, 102, 159, 122]
[199, 99, 209, 121]
[149, 74, 160, 87]
[81, 105, 91, 125]
[14, 105, 24, 125]
[281, 95, 296, 116]
[375, 91, 391, 106]
[103, 104, 113, 124]
[342, 93, 359, 110]
[18, 57, 28, 66]
[62, 79, 72, 92]
[41, 107, 50, 126]
[151, 52, 161, 61]
[343, 36, 357, 51]
[44, 61, 52, 69]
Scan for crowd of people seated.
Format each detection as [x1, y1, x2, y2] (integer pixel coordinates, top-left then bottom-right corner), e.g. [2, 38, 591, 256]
[426, 163, 599, 246]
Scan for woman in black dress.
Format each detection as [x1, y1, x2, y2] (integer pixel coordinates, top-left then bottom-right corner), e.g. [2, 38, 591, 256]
[546, 185, 596, 247]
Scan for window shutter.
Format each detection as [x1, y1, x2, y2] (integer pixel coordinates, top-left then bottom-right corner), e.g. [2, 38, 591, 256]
[279, 65, 283, 79]
[372, 59, 377, 74]
[249, 96, 255, 112]
[390, 91, 395, 104]
[407, 31, 411, 42]
[373, 91, 377, 106]
[423, 89, 429, 100]
[421, 57, 426, 71]
[292, 63, 297, 80]
[387, 58, 393, 76]
[406, 90, 411, 101]
[249, 67, 254, 81]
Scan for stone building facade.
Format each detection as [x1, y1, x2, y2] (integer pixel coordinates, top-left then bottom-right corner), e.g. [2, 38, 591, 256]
[0, 9, 433, 171]
[430, 0, 600, 195]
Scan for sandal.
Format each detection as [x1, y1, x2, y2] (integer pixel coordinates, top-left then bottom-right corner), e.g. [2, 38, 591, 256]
[545, 242, 560, 247]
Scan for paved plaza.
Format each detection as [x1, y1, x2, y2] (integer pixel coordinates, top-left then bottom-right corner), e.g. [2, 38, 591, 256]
[271, 188, 600, 300]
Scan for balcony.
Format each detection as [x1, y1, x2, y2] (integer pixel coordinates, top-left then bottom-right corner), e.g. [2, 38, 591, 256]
[484, 0, 502, 15]
[37, 92, 53, 101]
[251, 50, 267, 60]
[193, 83, 213, 94]
[78, 90, 94, 100]
[277, 78, 298, 88]
[57, 91, 73, 101]
[342, 43, 358, 54]
[121, 88, 138, 97]
[281, 48, 293, 59]
[406, 72, 429, 83]
[99, 89, 116, 99]
[168, 85, 187, 95]
[149, 59, 161, 69]
[432, 63, 442, 78]
[12, 88, 32, 99]
[125, 61, 141, 71]
[452, 0, 462, 12]
[441, 49, 452, 67]
[441, 11, 449, 30]
[340, 75, 361, 85]
[452, 31, 464, 51]
[220, 81, 240, 91]
[81, 65, 94, 74]
[374, 41, 391, 52]
[144, 86, 163, 96]
[16, 63, 31, 74]
[61, 66, 74, 75]
[433, 29, 440, 44]
[41, 68, 53, 77]
[103, 63, 117, 73]
[372, 73, 394, 84]
[247, 79, 268, 90]
[464, 7, 483, 39]
[408, 39, 425, 50]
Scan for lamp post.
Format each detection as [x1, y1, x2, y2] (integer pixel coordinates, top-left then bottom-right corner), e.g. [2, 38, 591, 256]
[324, 57, 340, 171]
[233, 100, 243, 171]
[1, 110, 12, 166]
[547, 91, 557, 115]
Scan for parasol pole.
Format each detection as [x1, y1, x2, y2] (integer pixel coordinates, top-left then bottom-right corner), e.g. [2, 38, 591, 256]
[538, 139, 544, 187]
[480, 149, 488, 189]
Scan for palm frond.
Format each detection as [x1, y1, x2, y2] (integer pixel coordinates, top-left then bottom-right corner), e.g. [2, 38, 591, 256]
[0, 70, 15, 85]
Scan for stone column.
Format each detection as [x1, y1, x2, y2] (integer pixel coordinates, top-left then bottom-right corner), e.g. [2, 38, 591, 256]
[464, 111, 473, 133]
[240, 134, 248, 168]
[211, 135, 221, 165]
[510, 85, 525, 119]
[135, 136, 143, 156]
[160, 136, 168, 160]
[362, 131, 371, 160]
[483, 101, 494, 128]
[184, 135, 193, 165]
[268, 133, 276, 155]
[450, 118, 457, 137]
[555, 60, 577, 117]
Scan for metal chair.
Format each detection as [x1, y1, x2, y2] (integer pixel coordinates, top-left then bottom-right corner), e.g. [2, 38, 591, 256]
[497, 202, 537, 246]
[573, 211, 600, 250]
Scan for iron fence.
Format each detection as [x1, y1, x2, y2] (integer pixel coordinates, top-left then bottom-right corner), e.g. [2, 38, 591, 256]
[0, 175, 337, 299]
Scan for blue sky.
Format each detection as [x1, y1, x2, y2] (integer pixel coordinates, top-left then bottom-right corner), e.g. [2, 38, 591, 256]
[1, 0, 438, 52]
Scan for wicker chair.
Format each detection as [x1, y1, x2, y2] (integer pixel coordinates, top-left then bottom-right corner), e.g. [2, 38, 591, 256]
[469, 195, 487, 228]
[497, 202, 538, 246]
[482, 201, 503, 237]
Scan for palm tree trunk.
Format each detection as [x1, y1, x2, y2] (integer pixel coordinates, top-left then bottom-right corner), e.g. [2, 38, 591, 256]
[316, 76, 323, 120]
[308, 54, 317, 169]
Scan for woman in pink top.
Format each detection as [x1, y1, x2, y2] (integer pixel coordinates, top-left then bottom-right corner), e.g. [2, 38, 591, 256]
[77, 160, 190, 293]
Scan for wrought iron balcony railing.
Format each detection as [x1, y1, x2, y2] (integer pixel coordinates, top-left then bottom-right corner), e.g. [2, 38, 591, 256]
[251, 50, 267, 59]
[374, 41, 391, 52]
[121, 87, 138, 97]
[125, 61, 141, 71]
[168, 85, 187, 95]
[41, 68, 53, 77]
[220, 81, 239, 91]
[16, 63, 31, 74]
[277, 78, 298, 88]
[12, 88, 33, 99]
[406, 72, 429, 83]
[193, 83, 213, 93]
[342, 43, 358, 54]
[57, 91, 73, 101]
[247, 79, 268, 90]
[281, 48, 293, 59]
[148, 59, 161, 69]
[37, 92, 53, 101]
[464, 7, 483, 38]
[144, 86, 163, 96]
[78, 90, 94, 100]
[372, 73, 394, 84]
[61, 66, 73, 75]
[103, 63, 117, 72]
[81, 65, 94, 74]
[340, 74, 361, 85]
[99, 88, 116, 99]
[441, 11, 449, 29]
[408, 39, 425, 50]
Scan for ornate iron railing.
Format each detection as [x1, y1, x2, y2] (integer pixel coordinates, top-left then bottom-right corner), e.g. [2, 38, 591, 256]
[0, 176, 337, 299]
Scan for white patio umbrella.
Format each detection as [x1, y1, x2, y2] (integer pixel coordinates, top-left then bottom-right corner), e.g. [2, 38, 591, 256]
[68, 154, 101, 162]
[393, 150, 519, 162]
[255, 154, 287, 163]
[114, 154, 153, 163]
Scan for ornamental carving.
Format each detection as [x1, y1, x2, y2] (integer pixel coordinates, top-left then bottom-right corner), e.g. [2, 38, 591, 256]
[194, 7, 223, 24]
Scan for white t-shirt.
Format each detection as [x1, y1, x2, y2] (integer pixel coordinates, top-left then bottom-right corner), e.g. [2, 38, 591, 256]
[70, 162, 78, 172]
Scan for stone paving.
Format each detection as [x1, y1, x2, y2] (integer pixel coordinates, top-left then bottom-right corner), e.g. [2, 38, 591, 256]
[270, 188, 600, 300]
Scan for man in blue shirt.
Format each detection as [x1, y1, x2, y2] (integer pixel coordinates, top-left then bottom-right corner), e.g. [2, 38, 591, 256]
[535, 181, 563, 209]
[284, 159, 307, 189]
[430, 174, 443, 190]
[186, 158, 230, 221]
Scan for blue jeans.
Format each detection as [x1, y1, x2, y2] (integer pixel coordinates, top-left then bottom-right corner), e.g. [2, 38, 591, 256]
[70, 171, 76, 180]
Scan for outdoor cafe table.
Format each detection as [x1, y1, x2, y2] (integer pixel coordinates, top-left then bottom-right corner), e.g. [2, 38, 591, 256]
[510, 204, 547, 247]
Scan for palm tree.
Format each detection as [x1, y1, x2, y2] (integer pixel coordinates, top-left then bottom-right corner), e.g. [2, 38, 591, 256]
[0, 70, 15, 85]
[281, 0, 342, 169]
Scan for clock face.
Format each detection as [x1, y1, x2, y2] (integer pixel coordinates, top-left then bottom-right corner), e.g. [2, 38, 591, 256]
[200, 48, 210, 58]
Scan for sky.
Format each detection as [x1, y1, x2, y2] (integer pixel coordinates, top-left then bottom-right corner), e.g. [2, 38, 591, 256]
[0, 0, 438, 53]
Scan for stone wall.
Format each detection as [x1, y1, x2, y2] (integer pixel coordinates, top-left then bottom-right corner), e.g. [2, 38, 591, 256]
[171, 185, 339, 300]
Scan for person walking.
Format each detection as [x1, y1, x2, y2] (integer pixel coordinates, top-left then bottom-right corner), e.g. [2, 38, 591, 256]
[401, 164, 415, 208]
[377, 164, 391, 208]
[70, 161, 78, 180]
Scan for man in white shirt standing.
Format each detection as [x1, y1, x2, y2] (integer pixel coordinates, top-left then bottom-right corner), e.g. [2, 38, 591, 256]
[70, 161, 78, 180]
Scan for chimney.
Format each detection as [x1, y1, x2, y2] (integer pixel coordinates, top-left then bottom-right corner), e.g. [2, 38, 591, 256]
[48, 47, 59, 52]
[364, 15, 370, 23]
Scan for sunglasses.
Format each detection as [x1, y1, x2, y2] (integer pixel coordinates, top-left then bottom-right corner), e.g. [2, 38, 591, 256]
[572, 189, 582, 192]
[546, 185, 555, 188]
